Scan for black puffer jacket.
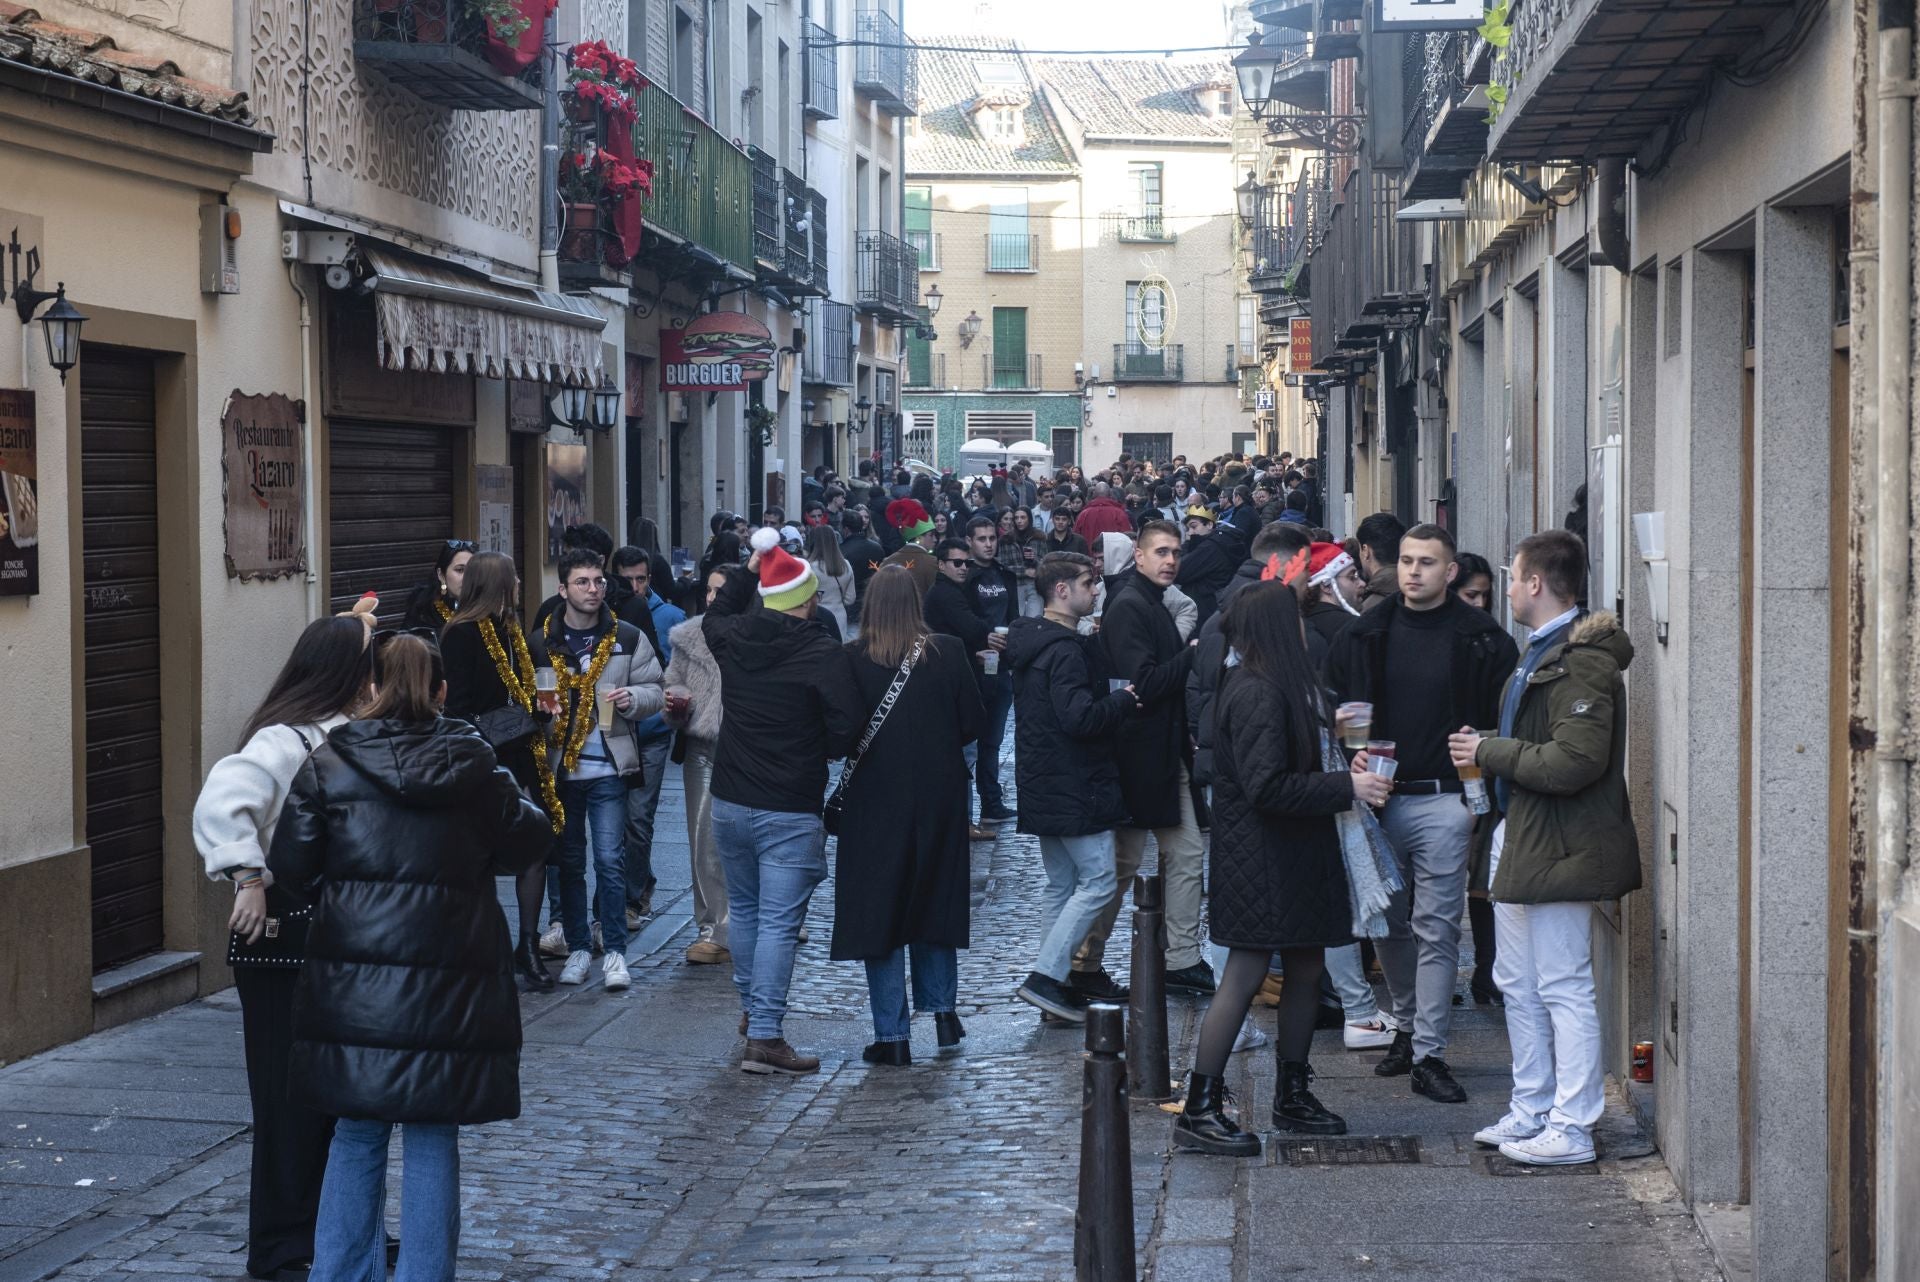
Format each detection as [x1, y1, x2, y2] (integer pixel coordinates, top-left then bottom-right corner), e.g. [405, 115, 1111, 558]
[268, 717, 552, 1125]
[1208, 670, 1355, 951]
[1007, 616, 1134, 836]
[1174, 522, 1249, 627]
[1101, 570, 1196, 829]
[702, 566, 863, 815]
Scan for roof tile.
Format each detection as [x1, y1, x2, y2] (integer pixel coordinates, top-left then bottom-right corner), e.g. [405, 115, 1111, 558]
[1036, 57, 1233, 142]
[0, 1, 255, 124]
[906, 35, 1075, 177]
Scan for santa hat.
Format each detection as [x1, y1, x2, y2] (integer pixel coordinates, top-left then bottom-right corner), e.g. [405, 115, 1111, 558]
[1306, 542, 1360, 615]
[750, 527, 818, 610]
[886, 498, 935, 541]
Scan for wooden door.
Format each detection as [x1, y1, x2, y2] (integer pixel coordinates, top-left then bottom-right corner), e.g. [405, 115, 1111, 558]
[80, 346, 164, 971]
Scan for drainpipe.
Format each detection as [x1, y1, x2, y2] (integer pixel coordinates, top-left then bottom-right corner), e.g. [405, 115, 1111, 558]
[287, 261, 324, 621]
[539, 10, 560, 292]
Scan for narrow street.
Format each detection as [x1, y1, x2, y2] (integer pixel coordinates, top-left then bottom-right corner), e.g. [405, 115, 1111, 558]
[1, 766, 1722, 1282]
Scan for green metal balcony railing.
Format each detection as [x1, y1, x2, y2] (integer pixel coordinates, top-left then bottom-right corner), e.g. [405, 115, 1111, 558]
[635, 82, 753, 271]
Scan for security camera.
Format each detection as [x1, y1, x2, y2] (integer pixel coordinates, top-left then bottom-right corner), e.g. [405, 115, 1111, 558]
[324, 263, 355, 291]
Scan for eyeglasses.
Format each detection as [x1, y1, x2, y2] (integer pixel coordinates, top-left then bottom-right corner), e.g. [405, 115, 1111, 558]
[568, 577, 608, 590]
[444, 539, 477, 552]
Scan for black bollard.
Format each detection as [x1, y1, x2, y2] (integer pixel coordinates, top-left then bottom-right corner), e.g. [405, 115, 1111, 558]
[1074, 1003, 1136, 1282]
[1127, 873, 1173, 1102]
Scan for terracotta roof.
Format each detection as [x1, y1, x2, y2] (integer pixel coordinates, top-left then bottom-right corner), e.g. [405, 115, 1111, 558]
[0, 0, 255, 124]
[1035, 57, 1234, 142]
[906, 36, 1075, 177]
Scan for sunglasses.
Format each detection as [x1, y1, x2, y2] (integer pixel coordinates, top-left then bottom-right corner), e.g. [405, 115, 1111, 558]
[444, 539, 477, 552]
[943, 558, 970, 567]
[373, 626, 441, 648]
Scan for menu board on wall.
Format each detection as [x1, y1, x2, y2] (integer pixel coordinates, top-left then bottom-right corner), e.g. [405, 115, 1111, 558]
[477, 464, 514, 556]
[221, 391, 307, 581]
[544, 439, 588, 565]
[0, 389, 38, 597]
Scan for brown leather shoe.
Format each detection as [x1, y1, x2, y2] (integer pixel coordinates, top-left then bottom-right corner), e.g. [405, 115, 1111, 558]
[686, 939, 731, 965]
[968, 824, 995, 842]
[741, 1038, 820, 1075]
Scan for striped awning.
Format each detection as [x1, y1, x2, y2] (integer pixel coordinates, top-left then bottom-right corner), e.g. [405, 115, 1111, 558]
[362, 247, 605, 386]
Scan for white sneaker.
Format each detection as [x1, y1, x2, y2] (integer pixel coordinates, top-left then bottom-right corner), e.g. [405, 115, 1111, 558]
[1474, 1111, 1546, 1147]
[601, 953, 631, 992]
[1498, 1127, 1595, 1166]
[538, 921, 568, 958]
[558, 950, 593, 985]
[1231, 1016, 1269, 1053]
[1343, 1017, 1395, 1051]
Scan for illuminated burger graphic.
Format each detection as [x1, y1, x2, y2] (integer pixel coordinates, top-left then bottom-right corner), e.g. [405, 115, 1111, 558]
[667, 311, 775, 388]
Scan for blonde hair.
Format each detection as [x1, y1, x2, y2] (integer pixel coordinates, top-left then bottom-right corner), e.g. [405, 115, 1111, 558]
[361, 634, 445, 721]
[855, 565, 932, 668]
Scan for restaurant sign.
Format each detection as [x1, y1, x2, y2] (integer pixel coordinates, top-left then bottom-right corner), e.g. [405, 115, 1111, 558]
[661, 312, 776, 392]
[222, 391, 306, 581]
[0, 389, 38, 597]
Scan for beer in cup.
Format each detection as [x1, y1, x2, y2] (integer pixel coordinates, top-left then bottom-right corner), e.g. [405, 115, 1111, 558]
[1337, 702, 1372, 751]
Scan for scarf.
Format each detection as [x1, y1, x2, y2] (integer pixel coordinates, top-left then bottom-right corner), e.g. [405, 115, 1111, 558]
[1323, 729, 1402, 937]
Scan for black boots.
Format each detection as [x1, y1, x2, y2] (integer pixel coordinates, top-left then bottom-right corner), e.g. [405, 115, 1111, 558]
[1271, 1060, 1346, 1135]
[935, 1012, 966, 1048]
[1374, 1029, 1414, 1076]
[1411, 1055, 1468, 1103]
[1468, 896, 1502, 1005]
[1171, 1072, 1260, 1157]
[861, 1040, 911, 1067]
[515, 935, 554, 991]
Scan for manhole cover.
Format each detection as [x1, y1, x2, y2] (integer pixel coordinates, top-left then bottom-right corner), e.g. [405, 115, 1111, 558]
[1269, 1135, 1422, 1167]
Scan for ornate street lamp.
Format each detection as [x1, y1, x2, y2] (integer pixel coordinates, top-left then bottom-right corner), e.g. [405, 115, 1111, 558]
[15, 282, 87, 384]
[550, 381, 590, 427]
[854, 396, 873, 435]
[957, 309, 982, 349]
[924, 283, 943, 318]
[1232, 35, 1286, 121]
[1236, 172, 1263, 224]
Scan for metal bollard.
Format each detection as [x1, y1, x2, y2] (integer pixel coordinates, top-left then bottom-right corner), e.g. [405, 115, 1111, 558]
[1126, 873, 1173, 1102]
[1074, 1003, 1136, 1282]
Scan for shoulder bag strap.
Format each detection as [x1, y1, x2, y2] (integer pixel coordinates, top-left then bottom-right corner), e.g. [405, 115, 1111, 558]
[831, 637, 923, 802]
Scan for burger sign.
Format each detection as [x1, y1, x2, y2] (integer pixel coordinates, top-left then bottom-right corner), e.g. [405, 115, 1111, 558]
[661, 311, 777, 392]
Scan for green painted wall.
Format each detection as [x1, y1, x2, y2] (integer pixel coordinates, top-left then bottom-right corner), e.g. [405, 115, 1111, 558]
[900, 393, 1083, 470]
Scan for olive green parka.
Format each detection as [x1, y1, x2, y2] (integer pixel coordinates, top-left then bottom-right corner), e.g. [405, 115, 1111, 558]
[1476, 611, 1642, 905]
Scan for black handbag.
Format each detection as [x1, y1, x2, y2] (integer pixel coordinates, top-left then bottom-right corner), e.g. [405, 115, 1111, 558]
[473, 703, 539, 750]
[823, 639, 920, 837]
[228, 728, 318, 970]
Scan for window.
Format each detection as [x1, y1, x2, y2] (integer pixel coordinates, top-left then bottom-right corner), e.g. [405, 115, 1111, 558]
[984, 107, 1021, 141]
[1125, 281, 1170, 349]
[963, 410, 1037, 443]
[1121, 433, 1174, 464]
[879, 170, 893, 237]
[673, 6, 697, 110]
[904, 411, 937, 462]
[745, 8, 764, 146]
[973, 60, 1022, 85]
[905, 186, 936, 269]
[856, 156, 872, 231]
[1129, 162, 1163, 221]
[990, 308, 1028, 388]
[1238, 295, 1257, 361]
[988, 187, 1030, 271]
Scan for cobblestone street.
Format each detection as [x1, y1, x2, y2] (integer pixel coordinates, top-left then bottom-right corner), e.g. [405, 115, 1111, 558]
[0, 766, 1726, 1281]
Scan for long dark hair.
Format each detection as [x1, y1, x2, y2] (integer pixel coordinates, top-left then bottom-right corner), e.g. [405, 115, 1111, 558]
[1219, 581, 1322, 766]
[855, 564, 933, 668]
[446, 551, 520, 629]
[238, 617, 372, 749]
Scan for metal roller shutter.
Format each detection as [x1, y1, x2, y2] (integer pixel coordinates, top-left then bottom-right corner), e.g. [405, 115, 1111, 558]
[328, 422, 456, 619]
[80, 346, 164, 971]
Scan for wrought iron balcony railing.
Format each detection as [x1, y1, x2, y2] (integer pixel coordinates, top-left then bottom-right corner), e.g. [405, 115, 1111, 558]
[1305, 160, 1420, 365]
[803, 299, 855, 386]
[352, 0, 544, 111]
[750, 148, 781, 267]
[637, 82, 753, 270]
[804, 22, 839, 120]
[985, 233, 1037, 272]
[854, 5, 919, 116]
[782, 168, 815, 288]
[985, 353, 1042, 390]
[1108, 212, 1175, 243]
[856, 229, 919, 319]
[1112, 342, 1183, 382]
[1283, 156, 1333, 287]
[1400, 31, 1490, 200]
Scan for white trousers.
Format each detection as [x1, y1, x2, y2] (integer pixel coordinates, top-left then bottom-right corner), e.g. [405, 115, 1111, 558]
[1492, 897, 1602, 1142]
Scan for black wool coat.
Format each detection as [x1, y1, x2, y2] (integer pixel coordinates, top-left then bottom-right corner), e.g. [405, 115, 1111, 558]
[1006, 616, 1134, 836]
[1208, 671, 1356, 951]
[830, 637, 984, 960]
[1100, 570, 1196, 829]
[269, 718, 553, 1125]
[440, 618, 547, 805]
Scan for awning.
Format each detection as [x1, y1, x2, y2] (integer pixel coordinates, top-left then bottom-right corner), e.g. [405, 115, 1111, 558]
[361, 248, 605, 386]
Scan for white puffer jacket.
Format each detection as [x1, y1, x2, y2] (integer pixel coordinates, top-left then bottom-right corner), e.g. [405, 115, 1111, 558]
[193, 714, 347, 881]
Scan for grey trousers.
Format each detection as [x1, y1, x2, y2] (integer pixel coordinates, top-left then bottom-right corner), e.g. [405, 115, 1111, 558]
[682, 740, 729, 948]
[1378, 792, 1474, 1060]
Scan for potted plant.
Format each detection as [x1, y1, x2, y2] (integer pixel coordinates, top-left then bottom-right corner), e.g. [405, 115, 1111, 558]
[480, 0, 553, 72]
[557, 146, 655, 262]
[746, 403, 777, 447]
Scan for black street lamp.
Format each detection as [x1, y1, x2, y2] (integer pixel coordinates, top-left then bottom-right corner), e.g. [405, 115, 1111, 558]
[590, 375, 622, 432]
[924, 283, 943, 318]
[1232, 35, 1286, 121]
[15, 282, 87, 384]
[854, 396, 873, 434]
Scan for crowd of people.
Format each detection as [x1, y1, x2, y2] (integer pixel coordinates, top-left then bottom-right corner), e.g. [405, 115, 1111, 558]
[189, 448, 1638, 1280]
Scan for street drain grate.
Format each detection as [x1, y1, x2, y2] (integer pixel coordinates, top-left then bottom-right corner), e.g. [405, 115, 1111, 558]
[1269, 1135, 1422, 1167]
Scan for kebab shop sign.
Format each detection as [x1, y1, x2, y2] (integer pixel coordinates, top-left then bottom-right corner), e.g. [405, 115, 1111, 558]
[661, 312, 776, 392]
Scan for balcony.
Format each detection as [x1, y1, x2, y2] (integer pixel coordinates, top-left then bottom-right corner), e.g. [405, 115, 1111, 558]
[985, 233, 1037, 272]
[804, 22, 839, 120]
[854, 5, 919, 116]
[856, 230, 919, 321]
[907, 349, 946, 388]
[748, 149, 824, 293]
[750, 148, 780, 267]
[803, 299, 855, 386]
[1245, 182, 1290, 292]
[1107, 212, 1175, 243]
[352, 0, 544, 111]
[635, 83, 753, 271]
[1113, 343, 1184, 383]
[782, 169, 816, 290]
[1489, 0, 1799, 163]
[906, 229, 941, 270]
[1305, 160, 1421, 365]
[985, 353, 1042, 390]
[1401, 31, 1492, 200]
[1280, 156, 1333, 294]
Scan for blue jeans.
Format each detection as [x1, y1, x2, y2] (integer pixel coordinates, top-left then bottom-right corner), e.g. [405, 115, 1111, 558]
[712, 798, 827, 1040]
[962, 677, 1014, 812]
[864, 944, 958, 1042]
[557, 774, 630, 955]
[625, 736, 672, 909]
[1035, 831, 1118, 981]
[1324, 943, 1380, 1021]
[312, 1119, 458, 1282]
